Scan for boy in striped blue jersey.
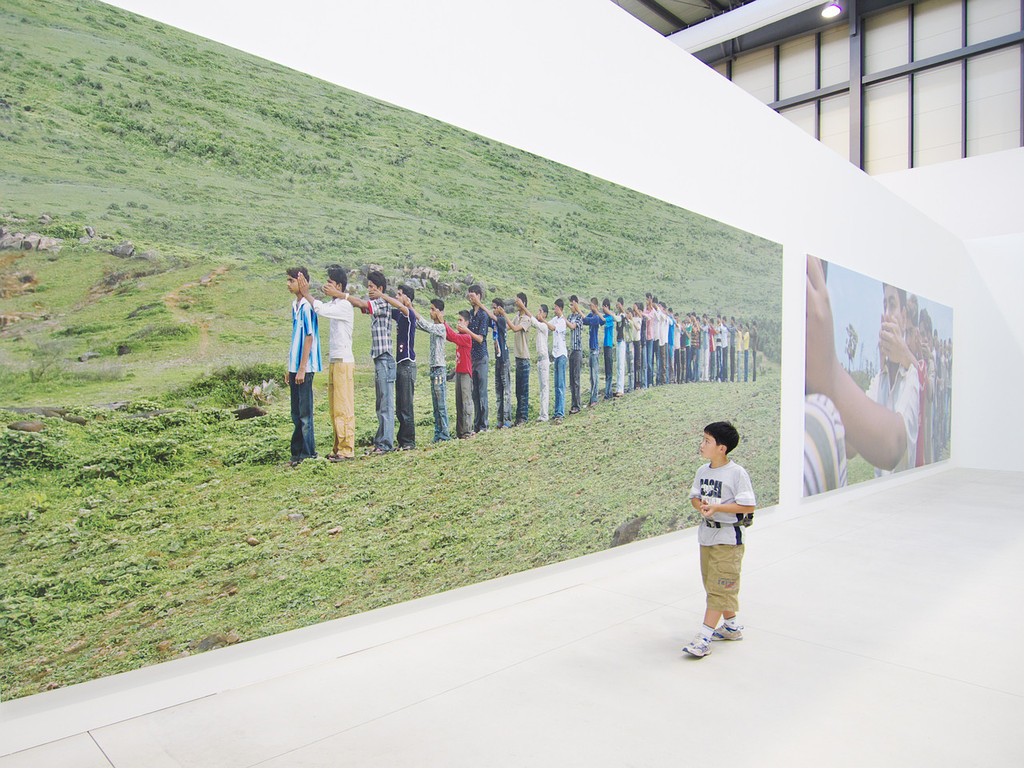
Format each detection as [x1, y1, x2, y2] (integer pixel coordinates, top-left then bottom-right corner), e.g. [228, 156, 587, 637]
[285, 267, 322, 466]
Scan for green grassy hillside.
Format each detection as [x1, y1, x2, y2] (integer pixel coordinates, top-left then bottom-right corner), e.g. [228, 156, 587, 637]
[1, 0, 780, 397]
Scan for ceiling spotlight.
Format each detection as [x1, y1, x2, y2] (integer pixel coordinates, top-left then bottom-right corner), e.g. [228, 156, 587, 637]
[821, 1, 843, 18]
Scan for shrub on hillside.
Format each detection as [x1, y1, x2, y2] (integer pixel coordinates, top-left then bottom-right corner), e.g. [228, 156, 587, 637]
[221, 433, 284, 466]
[0, 430, 68, 472]
[171, 365, 285, 407]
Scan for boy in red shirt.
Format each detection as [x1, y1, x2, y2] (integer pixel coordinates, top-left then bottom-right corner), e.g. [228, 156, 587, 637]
[446, 310, 483, 438]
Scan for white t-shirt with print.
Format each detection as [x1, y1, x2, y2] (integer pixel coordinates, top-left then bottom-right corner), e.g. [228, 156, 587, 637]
[689, 460, 756, 546]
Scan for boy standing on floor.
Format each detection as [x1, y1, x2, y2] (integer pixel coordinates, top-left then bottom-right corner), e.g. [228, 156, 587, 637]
[297, 267, 353, 461]
[682, 421, 757, 659]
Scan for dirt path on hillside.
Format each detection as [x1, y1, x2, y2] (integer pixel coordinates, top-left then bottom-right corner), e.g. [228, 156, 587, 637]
[163, 265, 230, 357]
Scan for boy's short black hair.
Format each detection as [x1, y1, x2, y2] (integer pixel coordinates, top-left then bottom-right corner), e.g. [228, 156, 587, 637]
[457, 309, 471, 322]
[430, 298, 445, 311]
[555, 298, 564, 310]
[517, 292, 527, 306]
[492, 297, 504, 309]
[326, 265, 348, 290]
[399, 284, 415, 301]
[367, 270, 387, 291]
[468, 284, 484, 297]
[569, 294, 579, 304]
[539, 303, 548, 315]
[704, 421, 740, 453]
[617, 297, 624, 305]
[602, 298, 611, 309]
[286, 266, 309, 281]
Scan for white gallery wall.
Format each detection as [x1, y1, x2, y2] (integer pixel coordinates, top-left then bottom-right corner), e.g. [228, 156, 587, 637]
[106, 0, 971, 503]
[878, 148, 1024, 473]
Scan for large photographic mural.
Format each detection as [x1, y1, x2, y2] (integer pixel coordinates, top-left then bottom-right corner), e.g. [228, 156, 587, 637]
[804, 255, 952, 496]
[0, 0, 781, 698]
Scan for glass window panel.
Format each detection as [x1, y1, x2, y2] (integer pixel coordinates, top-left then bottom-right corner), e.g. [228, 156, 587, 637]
[914, 0, 964, 61]
[820, 26, 850, 88]
[865, 7, 910, 75]
[914, 63, 963, 166]
[779, 36, 817, 99]
[967, 0, 1022, 45]
[780, 102, 817, 137]
[967, 47, 1022, 155]
[731, 47, 776, 104]
[820, 93, 851, 161]
[865, 77, 911, 173]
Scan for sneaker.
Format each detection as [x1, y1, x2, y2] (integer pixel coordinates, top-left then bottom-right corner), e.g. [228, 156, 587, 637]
[682, 634, 712, 658]
[711, 624, 743, 641]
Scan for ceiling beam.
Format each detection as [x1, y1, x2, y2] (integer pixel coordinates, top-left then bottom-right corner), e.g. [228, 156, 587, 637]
[633, 0, 689, 32]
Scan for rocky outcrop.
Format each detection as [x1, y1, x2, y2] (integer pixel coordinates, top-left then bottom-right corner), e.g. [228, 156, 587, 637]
[0, 227, 61, 254]
[111, 241, 136, 258]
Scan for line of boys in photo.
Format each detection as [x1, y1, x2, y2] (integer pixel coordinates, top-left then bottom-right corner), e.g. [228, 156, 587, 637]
[285, 265, 761, 463]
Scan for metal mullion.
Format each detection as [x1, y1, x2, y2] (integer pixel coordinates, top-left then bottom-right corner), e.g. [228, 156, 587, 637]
[910, 71, 916, 167]
[961, 0, 968, 157]
[774, 44, 781, 103]
[816, 31, 822, 90]
[815, 32, 823, 141]
[962, 58, 968, 157]
[851, 0, 864, 169]
[909, 2, 915, 168]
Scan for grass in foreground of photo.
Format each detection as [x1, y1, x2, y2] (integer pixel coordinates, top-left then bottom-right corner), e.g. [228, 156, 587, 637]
[0, 367, 779, 699]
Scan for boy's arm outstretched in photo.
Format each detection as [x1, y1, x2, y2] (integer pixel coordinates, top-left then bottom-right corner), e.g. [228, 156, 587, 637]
[324, 280, 368, 310]
[805, 255, 907, 471]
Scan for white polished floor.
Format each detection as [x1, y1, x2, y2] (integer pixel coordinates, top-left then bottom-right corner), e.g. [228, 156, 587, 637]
[2, 467, 1023, 767]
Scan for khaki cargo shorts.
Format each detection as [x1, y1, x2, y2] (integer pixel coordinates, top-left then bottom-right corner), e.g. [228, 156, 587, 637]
[701, 544, 744, 612]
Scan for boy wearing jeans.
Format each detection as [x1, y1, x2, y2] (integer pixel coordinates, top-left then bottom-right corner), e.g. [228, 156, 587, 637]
[340, 270, 394, 455]
[414, 299, 452, 442]
[682, 421, 756, 659]
[285, 267, 322, 466]
[550, 299, 568, 423]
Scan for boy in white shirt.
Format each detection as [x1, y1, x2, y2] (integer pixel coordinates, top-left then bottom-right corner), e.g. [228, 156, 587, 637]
[298, 267, 353, 461]
[682, 421, 757, 659]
